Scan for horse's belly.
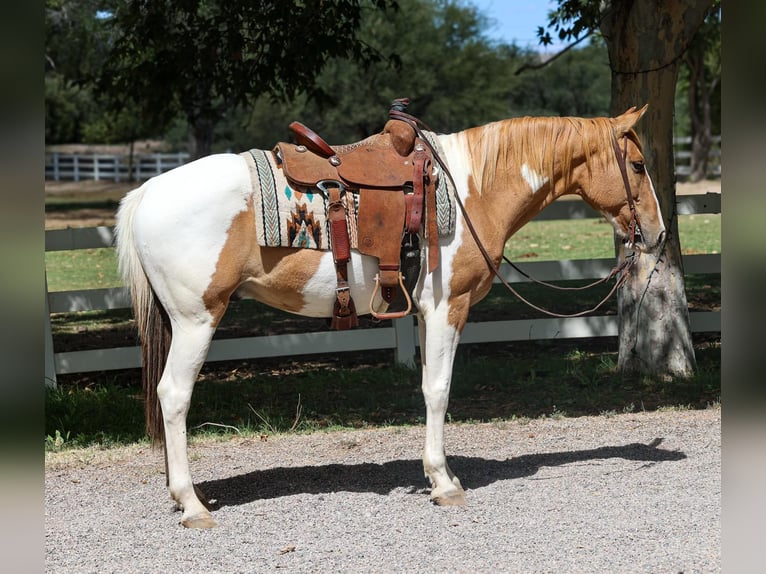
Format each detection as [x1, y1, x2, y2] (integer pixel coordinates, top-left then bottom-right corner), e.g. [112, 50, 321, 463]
[238, 248, 383, 318]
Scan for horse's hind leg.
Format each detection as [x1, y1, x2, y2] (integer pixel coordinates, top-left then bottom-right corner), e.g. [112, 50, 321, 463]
[158, 318, 218, 528]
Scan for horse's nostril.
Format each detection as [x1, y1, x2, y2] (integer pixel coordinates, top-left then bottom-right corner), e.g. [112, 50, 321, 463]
[657, 230, 666, 245]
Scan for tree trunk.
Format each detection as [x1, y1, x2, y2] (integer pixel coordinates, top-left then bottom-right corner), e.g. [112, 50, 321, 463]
[190, 116, 215, 160]
[601, 0, 712, 378]
[686, 33, 715, 182]
[128, 139, 135, 183]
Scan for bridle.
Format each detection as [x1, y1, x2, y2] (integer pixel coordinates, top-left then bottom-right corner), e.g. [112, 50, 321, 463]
[610, 130, 643, 248]
[389, 109, 642, 319]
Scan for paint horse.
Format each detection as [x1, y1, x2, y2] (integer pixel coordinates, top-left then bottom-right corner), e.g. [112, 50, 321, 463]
[115, 105, 665, 528]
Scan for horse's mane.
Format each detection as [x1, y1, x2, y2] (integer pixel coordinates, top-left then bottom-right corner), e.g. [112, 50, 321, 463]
[464, 116, 641, 192]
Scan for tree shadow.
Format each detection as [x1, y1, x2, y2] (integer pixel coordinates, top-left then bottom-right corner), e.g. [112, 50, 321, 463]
[198, 438, 685, 508]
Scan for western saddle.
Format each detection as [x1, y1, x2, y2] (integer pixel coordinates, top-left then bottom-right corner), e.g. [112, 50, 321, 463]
[272, 98, 439, 330]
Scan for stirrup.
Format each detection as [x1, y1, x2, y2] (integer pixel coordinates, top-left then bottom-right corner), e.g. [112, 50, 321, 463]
[369, 272, 412, 320]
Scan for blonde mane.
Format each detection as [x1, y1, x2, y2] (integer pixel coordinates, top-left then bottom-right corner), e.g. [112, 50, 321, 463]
[464, 115, 640, 193]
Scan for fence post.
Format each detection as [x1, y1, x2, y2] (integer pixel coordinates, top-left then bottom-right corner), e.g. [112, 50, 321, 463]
[73, 155, 80, 182]
[393, 316, 417, 368]
[45, 274, 57, 388]
[114, 155, 121, 182]
[52, 152, 60, 181]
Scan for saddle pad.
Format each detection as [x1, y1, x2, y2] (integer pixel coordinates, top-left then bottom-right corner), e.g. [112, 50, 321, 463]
[241, 131, 455, 251]
[242, 148, 358, 250]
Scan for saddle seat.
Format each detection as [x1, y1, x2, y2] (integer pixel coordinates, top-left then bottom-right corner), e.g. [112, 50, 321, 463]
[272, 101, 439, 329]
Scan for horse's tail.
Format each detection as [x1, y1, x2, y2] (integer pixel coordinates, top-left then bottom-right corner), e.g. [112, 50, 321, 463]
[115, 185, 168, 445]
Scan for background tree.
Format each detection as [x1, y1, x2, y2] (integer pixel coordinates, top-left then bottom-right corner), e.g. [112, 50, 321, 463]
[539, 0, 717, 377]
[198, 0, 611, 152]
[45, 0, 111, 143]
[97, 0, 398, 159]
[47, 0, 615, 153]
[682, 1, 721, 182]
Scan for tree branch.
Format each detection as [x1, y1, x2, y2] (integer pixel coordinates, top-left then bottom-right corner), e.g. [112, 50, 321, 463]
[514, 32, 592, 76]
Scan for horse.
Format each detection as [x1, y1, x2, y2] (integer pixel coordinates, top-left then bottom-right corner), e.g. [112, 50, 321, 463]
[115, 105, 665, 528]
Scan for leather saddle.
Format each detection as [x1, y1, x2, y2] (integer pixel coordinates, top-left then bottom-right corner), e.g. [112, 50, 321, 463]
[272, 99, 439, 329]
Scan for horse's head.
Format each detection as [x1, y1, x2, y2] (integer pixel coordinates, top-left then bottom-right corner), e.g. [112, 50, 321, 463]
[584, 105, 666, 253]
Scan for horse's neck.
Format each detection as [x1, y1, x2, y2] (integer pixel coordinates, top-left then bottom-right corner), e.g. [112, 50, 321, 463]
[441, 124, 574, 248]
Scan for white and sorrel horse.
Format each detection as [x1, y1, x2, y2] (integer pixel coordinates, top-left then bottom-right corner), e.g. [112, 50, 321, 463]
[115, 106, 665, 528]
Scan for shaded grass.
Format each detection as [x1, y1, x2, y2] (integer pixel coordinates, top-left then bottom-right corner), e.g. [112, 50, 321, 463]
[45, 335, 720, 451]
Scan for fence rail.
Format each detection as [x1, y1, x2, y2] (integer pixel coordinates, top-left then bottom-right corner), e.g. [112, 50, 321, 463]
[45, 194, 721, 385]
[45, 152, 190, 182]
[673, 135, 721, 179]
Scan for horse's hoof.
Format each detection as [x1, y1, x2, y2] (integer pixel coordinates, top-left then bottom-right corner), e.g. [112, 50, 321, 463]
[431, 488, 467, 507]
[181, 512, 218, 529]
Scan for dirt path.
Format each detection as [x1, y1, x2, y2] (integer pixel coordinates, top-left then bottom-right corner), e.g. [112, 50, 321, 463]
[45, 407, 720, 573]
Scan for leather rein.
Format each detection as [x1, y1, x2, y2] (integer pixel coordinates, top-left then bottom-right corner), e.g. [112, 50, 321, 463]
[389, 109, 642, 319]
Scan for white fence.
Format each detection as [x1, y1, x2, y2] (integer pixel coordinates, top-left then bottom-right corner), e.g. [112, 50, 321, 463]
[44, 192, 721, 386]
[673, 135, 721, 179]
[45, 152, 190, 182]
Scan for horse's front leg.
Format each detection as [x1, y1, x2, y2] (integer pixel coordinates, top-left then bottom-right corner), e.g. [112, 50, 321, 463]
[417, 301, 468, 506]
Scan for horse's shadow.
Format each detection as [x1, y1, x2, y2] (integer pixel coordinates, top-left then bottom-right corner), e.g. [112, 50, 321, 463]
[198, 438, 685, 508]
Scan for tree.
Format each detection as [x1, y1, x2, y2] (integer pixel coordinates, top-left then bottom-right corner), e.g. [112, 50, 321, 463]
[97, 0, 398, 159]
[272, 0, 523, 141]
[231, 0, 611, 149]
[539, 0, 716, 378]
[45, 0, 114, 144]
[510, 41, 611, 117]
[683, 2, 721, 182]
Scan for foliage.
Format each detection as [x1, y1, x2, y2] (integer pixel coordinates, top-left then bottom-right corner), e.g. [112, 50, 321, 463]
[536, 0, 602, 46]
[44, 0, 718, 162]
[45, 0, 112, 144]
[206, 0, 612, 151]
[291, 0, 525, 138]
[45, 0, 115, 81]
[509, 42, 610, 117]
[95, 0, 399, 157]
[45, 75, 97, 143]
[45, 0, 163, 145]
[46, 0, 618, 151]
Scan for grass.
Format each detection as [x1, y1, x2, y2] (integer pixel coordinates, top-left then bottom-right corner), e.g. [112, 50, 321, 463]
[46, 248, 121, 292]
[45, 336, 721, 451]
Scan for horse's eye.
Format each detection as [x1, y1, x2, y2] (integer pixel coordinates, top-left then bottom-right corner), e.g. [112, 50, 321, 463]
[631, 161, 645, 173]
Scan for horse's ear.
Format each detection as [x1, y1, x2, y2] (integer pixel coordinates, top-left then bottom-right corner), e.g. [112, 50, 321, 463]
[612, 104, 648, 135]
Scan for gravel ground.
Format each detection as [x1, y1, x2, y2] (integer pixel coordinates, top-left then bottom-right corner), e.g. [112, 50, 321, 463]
[45, 407, 720, 573]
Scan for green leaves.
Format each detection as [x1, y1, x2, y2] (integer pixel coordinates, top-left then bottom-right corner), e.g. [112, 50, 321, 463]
[98, 1, 399, 142]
